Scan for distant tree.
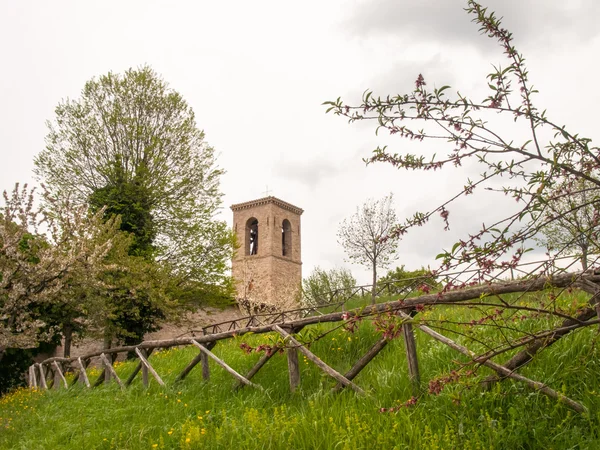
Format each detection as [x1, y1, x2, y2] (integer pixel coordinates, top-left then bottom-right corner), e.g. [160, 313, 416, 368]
[337, 194, 400, 304]
[536, 177, 600, 270]
[35, 66, 236, 344]
[302, 266, 356, 306]
[377, 265, 442, 296]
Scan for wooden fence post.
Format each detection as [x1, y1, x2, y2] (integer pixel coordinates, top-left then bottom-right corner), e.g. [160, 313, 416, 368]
[174, 342, 215, 383]
[235, 346, 281, 391]
[38, 364, 48, 390]
[53, 361, 68, 389]
[28, 365, 37, 388]
[125, 349, 155, 387]
[287, 346, 301, 393]
[201, 351, 210, 381]
[274, 325, 365, 395]
[140, 349, 149, 387]
[332, 337, 388, 392]
[190, 340, 262, 390]
[135, 347, 165, 387]
[76, 357, 91, 388]
[402, 322, 421, 394]
[104, 353, 112, 383]
[100, 353, 124, 391]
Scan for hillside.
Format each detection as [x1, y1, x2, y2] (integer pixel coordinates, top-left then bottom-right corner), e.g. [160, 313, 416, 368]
[2, 291, 600, 449]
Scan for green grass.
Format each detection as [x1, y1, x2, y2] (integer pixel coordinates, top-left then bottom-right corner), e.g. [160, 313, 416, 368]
[2, 290, 600, 449]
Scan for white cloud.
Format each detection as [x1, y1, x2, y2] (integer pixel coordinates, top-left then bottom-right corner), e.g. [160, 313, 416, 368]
[1, 0, 598, 285]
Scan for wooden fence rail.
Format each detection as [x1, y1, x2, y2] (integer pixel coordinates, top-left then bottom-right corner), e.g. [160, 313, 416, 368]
[197, 255, 590, 338]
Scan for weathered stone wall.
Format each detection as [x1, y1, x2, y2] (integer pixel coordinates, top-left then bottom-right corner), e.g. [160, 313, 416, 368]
[231, 197, 303, 310]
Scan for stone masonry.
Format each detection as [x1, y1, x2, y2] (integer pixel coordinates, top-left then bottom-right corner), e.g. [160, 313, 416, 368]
[230, 196, 303, 310]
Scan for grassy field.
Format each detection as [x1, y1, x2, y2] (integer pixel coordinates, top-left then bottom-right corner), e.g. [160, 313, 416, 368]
[2, 291, 600, 449]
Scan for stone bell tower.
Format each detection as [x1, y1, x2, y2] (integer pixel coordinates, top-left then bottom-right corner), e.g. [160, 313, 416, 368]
[231, 196, 303, 310]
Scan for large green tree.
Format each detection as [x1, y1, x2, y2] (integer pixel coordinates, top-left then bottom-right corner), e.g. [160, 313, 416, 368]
[35, 66, 235, 306]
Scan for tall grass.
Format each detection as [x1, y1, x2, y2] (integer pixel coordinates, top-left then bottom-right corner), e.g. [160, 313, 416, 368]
[2, 290, 600, 449]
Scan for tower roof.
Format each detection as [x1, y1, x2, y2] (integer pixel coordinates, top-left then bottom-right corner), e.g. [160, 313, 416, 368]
[230, 196, 304, 215]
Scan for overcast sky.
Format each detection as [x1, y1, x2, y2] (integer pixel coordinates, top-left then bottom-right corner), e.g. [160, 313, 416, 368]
[1, 1, 599, 284]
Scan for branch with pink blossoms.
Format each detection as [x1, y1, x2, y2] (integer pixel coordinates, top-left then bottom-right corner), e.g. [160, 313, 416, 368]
[324, 0, 600, 279]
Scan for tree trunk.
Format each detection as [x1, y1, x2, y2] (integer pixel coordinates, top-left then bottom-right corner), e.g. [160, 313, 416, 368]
[581, 243, 589, 271]
[63, 324, 73, 358]
[371, 261, 377, 305]
[103, 330, 112, 351]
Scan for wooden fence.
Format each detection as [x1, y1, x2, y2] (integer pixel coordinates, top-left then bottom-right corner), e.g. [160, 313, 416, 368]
[27, 270, 600, 414]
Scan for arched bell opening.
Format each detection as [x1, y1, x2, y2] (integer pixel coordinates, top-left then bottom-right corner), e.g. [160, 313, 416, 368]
[245, 218, 259, 256]
[282, 219, 292, 257]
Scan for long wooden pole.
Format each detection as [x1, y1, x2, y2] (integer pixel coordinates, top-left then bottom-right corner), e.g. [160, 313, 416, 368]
[125, 349, 154, 387]
[140, 350, 149, 387]
[76, 357, 91, 388]
[397, 312, 588, 414]
[190, 340, 262, 390]
[100, 353, 124, 391]
[332, 337, 388, 393]
[135, 347, 165, 387]
[52, 361, 68, 389]
[28, 365, 37, 389]
[38, 364, 48, 390]
[174, 342, 216, 382]
[104, 353, 112, 383]
[93, 369, 107, 388]
[235, 346, 281, 391]
[273, 325, 365, 395]
[70, 357, 89, 386]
